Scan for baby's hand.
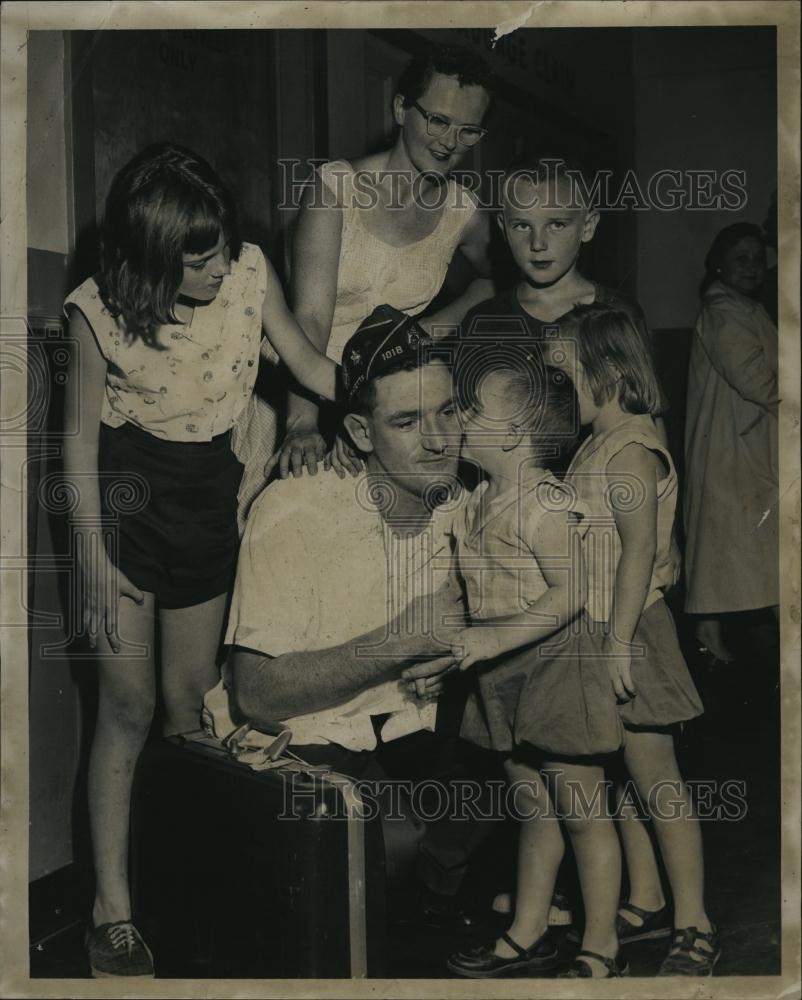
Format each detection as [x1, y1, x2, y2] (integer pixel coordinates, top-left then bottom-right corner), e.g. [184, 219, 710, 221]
[452, 626, 504, 671]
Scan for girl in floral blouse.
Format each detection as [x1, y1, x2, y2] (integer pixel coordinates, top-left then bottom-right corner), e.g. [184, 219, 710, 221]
[63, 143, 335, 977]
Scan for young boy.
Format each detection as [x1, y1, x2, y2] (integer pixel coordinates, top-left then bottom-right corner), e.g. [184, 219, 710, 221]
[460, 154, 666, 437]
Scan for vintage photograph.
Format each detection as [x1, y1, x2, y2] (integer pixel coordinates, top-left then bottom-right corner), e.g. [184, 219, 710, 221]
[1, 1, 799, 995]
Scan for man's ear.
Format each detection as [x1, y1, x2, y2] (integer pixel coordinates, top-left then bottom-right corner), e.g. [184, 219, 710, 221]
[343, 412, 374, 454]
[581, 209, 601, 243]
[505, 423, 527, 452]
[392, 94, 406, 129]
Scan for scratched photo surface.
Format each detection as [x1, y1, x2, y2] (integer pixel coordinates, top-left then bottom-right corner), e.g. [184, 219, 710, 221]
[1, 3, 799, 998]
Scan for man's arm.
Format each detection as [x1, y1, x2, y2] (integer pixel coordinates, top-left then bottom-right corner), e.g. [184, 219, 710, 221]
[229, 569, 463, 726]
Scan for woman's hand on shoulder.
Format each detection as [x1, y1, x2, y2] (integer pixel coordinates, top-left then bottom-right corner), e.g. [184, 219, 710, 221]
[328, 432, 363, 479]
[265, 428, 363, 480]
[265, 426, 327, 479]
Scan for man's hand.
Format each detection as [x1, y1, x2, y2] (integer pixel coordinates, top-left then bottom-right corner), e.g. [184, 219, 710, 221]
[401, 655, 459, 700]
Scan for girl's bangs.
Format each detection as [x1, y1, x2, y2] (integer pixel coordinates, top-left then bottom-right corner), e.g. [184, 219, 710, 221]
[182, 198, 228, 255]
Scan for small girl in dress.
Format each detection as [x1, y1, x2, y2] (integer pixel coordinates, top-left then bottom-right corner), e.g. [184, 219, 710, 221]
[546, 302, 717, 977]
[443, 346, 632, 979]
[64, 143, 334, 977]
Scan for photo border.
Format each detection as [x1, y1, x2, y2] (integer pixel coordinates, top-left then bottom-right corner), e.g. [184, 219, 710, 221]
[1, 2, 799, 997]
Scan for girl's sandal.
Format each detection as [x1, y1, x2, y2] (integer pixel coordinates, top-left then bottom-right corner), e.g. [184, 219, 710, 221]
[657, 925, 720, 977]
[558, 950, 630, 978]
[616, 901, 673, 944]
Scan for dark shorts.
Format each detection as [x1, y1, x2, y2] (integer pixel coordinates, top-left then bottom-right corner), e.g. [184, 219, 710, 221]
[99, 422, 244, 609]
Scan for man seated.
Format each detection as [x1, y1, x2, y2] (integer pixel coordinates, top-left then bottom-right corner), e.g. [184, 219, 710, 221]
[204, 305, 498, 909]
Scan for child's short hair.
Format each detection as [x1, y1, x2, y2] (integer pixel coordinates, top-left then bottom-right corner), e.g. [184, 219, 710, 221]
[560, 302, 661, 416]
[456, 343, 580, 468]
[396, 43, 494, 106]
[502, 154, 595, 210]
[100, 143, 241, 346]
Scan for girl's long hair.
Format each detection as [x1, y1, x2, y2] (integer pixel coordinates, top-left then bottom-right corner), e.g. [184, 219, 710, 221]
[562, 302, 662, 416]
[99, 143, 241, 347]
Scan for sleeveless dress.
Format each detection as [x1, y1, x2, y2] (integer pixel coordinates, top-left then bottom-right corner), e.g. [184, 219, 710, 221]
[234, 161, 480, 523]
[318, 159, 480, 362]
[558, 415, 703, 732]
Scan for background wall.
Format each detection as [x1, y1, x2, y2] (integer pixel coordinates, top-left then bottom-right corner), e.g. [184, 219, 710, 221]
[27, 33, 71, 256]
[634, 26, 777, 329]
[27, 31, 83, 883]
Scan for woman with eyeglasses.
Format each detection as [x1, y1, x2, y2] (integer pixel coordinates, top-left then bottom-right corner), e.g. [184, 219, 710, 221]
[266, 43, 495, 481]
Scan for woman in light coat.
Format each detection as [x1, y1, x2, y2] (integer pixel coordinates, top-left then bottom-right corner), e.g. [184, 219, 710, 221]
[684, 222, 778, 662]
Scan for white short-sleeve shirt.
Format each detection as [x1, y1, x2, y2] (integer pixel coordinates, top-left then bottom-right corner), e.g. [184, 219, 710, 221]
[209, 470, 464, 752]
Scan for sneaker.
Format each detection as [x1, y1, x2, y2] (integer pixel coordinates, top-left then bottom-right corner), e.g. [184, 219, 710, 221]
[86, 920, 155, 978]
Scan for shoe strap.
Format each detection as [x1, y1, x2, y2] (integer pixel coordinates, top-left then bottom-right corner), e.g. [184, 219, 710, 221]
[619, 900, 664, 923]
[575, 950, 622, 977]
[670, 926, 717, 957]
[499, 932, 530, 960]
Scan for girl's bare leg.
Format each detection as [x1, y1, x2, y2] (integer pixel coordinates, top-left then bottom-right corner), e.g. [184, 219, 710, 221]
[623, 730, 711, 931]
[89, 593, 157, 925]
[614, 784, 666, 917]
[492, 759, 564, 957]
[551, 760, 621, 976]
[159, 592, 228, 736]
